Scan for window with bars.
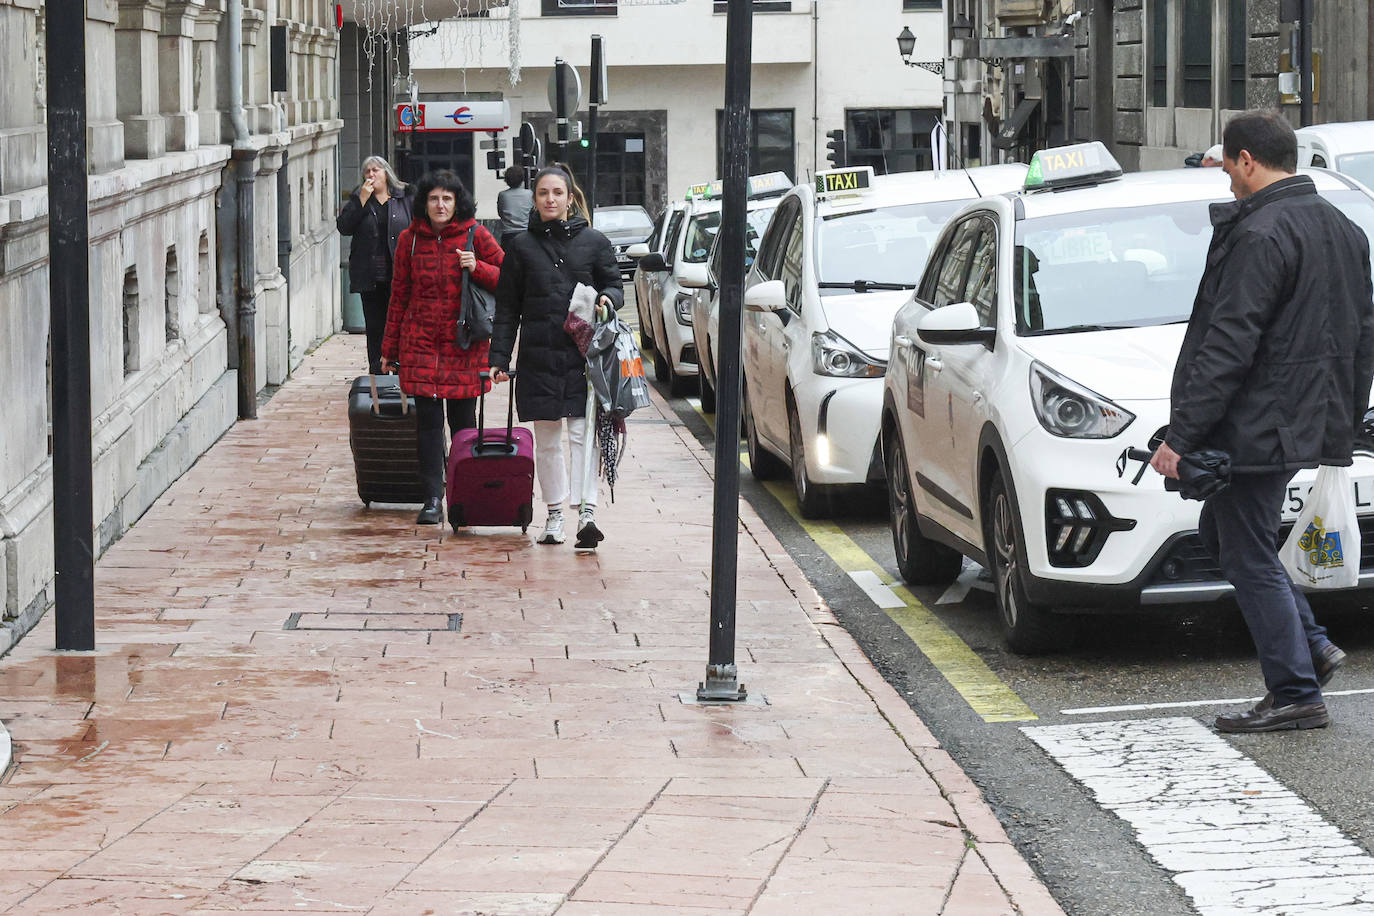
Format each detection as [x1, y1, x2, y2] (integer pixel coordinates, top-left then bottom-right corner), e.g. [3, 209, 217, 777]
[542, 0, 616, 16]
[1180, 0, 1213, 108]
[715, 109, 796, 182]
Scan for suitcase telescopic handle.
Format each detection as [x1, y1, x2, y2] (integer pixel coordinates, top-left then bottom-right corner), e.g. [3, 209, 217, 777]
[367, 373, 409, 417]
[477, 370, 517, 445]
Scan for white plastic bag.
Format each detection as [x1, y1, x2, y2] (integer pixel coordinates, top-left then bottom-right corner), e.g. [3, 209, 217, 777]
[1280, 465, 1361, 589]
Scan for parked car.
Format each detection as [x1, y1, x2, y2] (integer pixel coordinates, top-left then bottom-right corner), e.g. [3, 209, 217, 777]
[595, 205, 656, 278]
[630, 201, 685, 357]
[881, 141, 1374, 653]
[737, 163, 1027, 519]
[629, 173, 791, 397]
[1297, 120, 1374, 189]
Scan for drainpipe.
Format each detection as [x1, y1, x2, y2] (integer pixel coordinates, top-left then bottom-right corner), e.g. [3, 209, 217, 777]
[228, 0, 258, 419]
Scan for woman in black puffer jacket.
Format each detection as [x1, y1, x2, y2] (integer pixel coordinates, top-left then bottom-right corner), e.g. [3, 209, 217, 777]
[337, 156, 414, 374]
[490, 165, 623, 550]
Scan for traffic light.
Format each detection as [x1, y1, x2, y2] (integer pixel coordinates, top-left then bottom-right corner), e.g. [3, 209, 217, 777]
[825, 129, 846, 168]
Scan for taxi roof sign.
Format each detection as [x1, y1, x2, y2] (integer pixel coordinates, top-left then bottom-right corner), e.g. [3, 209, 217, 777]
[815, 166, 875, 199]
[686, 172, 795, 202]
[1024, 141, 1122, 191]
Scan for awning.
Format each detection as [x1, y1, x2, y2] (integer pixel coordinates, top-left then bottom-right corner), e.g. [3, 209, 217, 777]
[993, 98, 1040, 150]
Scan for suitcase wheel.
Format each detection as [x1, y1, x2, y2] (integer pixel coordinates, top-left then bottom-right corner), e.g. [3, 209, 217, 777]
[517, 503, 533, 530]
[449, 506, 466, 529]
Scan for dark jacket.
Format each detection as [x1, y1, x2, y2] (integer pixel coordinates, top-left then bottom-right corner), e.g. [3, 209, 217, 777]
[1167, 175, 1374, 473]
[381, 218, 504, 400]
[490, 211, 624, 420]
[337, 185, 414, 292]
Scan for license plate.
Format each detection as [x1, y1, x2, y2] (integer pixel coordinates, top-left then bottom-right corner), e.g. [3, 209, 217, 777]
[1282, 477, 1374, 521]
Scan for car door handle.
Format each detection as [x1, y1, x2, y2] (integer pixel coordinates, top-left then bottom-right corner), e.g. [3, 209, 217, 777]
[894, 335, 914, 348]
[973, 391, 984, 404]
[782, 340, 791, 351]
[925, 358, 943, 373]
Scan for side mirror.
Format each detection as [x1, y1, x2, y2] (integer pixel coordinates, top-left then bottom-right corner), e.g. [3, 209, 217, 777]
[676, 261, 711, 289]
[626, 243, 651, 259]
[917, 302, 995, 346]
[637, 252, 668, 272]
[743, 279, 786, 313]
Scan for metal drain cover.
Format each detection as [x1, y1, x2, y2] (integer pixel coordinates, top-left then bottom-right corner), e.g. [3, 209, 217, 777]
[284, 612, 462, 632]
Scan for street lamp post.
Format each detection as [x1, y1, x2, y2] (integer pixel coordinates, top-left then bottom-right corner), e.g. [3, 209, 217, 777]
[897, 26, 954, 168]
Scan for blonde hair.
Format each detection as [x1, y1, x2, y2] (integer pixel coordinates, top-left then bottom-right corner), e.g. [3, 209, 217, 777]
[361, 155, 405, 192]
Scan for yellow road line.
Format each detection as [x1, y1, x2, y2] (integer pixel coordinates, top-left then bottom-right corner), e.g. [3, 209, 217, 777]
[687, 398, 1035, 722]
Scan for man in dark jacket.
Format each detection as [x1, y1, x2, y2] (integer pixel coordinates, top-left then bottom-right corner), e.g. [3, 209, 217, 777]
[1152, 109, 1374, 733]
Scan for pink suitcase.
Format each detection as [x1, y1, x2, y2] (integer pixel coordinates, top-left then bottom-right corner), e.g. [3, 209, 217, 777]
[446, 380, 535, 532]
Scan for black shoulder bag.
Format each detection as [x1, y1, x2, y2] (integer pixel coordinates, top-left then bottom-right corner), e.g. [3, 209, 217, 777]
[456, 226, 497, 350]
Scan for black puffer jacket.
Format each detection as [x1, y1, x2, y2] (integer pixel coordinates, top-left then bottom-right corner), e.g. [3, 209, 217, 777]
[1167, 175, 1374, 472]
[491, 212, 624, 420]
[337, 185, 413, 292]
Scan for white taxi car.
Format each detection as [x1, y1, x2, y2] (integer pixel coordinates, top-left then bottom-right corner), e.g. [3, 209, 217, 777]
[630, 174, 791, 397]
[629, 200, 685, 365]
[687, 196, 784, 413]
[739, 163, 1027, 518]
[1297, 121, 1374, 188]
[881, 141, 1374, 653]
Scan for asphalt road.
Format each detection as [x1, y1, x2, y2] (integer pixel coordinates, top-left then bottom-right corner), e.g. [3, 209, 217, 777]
[622, 290, 1374, 916]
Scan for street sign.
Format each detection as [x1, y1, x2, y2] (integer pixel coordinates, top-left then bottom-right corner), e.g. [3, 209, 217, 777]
[590, 35, 609, 105]
[394, 100, 511, 133]
[479, 137, 504, 150]
[548, 61, 583, 116]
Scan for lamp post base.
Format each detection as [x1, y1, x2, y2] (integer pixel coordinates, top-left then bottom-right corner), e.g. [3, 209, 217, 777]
[696, 664, 748, 703]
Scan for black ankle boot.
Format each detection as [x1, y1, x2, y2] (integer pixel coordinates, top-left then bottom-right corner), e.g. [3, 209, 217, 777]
[416, 497, 442, 525]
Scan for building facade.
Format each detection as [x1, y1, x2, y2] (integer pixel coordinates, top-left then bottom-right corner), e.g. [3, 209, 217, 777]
[0, 0, 343, 649]
[1065, 0, 1374, 171]
[377, 0, 947, 220]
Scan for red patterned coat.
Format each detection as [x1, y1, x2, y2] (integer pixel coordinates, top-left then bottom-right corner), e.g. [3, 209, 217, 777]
[382, 218, 503, 400]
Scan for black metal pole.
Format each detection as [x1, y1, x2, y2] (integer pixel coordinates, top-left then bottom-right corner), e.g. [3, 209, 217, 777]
[698, 0, 752, 703]
[1299, 0, 1314, 126]
[48, 0, 96, 651]
[587, 103, 599, 219]
[554, 57, 568, 160]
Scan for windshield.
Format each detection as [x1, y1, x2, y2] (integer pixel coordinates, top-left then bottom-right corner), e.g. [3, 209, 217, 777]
[1014, 191, 1374, 335]
[815, 199, 968, 294]
[1337, 153, 1374, 191]
[683, 211, 722, 263]
[595, 208, 653, 233]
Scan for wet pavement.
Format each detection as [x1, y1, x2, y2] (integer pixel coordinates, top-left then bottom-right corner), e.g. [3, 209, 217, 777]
[0, 335, 1063, 914]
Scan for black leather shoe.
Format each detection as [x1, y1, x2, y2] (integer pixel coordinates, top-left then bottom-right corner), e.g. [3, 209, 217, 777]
[1315, 643, 1347, 687]
[416, 498, 443, 525]
[1215, 701, 1329, 733]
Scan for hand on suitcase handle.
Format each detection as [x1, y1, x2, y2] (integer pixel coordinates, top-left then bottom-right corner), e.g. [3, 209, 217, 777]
[487, 368, 513, 384]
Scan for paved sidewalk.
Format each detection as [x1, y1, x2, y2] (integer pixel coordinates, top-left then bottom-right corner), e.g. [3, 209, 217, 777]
[0, 336, 1065, 914]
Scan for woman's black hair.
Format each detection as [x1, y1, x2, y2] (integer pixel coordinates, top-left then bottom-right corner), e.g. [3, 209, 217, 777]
[411, 169, 478, 222]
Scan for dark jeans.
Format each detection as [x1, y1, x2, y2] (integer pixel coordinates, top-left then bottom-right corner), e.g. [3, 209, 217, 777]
[1198, 471, 1331, 706]
[415, 396, 477, 500]
[360, 286, 390, 375]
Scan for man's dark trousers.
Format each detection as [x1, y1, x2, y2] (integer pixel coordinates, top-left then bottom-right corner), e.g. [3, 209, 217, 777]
[1198, 471, 1329, 706]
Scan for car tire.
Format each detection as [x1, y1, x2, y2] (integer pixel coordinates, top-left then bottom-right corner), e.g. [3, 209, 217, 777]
[985, 468, 1065, 655]
[700, 367, 717, 413]
[652, 337, 672, 384]
[885, 429, 963, 585]
[788, 398, 829, 519]
[744, 378, 785, 480]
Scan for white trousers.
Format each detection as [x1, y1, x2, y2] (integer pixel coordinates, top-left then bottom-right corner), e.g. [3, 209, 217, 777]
[532, 417, 597, 509]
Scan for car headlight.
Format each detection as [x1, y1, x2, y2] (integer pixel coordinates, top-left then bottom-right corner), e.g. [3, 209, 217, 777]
[810, 330, 886, 378]
[1029, 361, 1134, 438]
[675, 293, 694, 326]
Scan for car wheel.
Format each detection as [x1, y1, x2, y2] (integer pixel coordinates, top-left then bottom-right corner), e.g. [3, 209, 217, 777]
[744, 378, 785, 480]
[652, 337, 672, 384]
[985, 468, 1065, 655]
[885, 429, 963, 585]
[667, 360, 695, 399]
[700, 367, 717, 413]
[788, 398, 829, 519]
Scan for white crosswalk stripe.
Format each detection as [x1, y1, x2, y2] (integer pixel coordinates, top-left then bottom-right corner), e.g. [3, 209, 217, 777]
[1024, 716, 1374, 915]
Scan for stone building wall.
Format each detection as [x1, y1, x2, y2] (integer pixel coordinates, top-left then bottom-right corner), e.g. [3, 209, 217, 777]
[0, 0, 342, 652]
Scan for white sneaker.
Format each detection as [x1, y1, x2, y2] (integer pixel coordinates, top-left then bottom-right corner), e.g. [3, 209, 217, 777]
[538, 508, 566, 545]
[574, 507, 604, 551]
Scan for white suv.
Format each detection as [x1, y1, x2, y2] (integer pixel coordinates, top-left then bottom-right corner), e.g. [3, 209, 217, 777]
[881, 142, 1374, 653]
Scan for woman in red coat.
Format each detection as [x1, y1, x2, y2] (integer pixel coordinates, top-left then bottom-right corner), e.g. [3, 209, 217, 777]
[381, 170, 504, 525]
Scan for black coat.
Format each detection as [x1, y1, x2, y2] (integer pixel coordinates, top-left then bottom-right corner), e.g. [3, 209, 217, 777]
[337, 185, 413, 292]
[491, 212, 624, 420]
[1168, 175, 1374, 472]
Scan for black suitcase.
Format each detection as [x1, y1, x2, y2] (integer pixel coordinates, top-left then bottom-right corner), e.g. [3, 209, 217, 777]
[348, 374, 426, 506]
